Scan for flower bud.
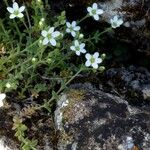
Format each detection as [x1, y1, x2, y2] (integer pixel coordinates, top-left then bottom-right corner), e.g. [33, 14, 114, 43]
[79, 34, 84, 39]
[101, 53, 106, 60]
[99, 66, 105, 72]
[6, 83, 11, 88]
[32, 57, 37, 62]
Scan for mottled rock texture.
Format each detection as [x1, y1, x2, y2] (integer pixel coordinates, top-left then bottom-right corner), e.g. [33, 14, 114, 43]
[106, 66, 150, 103]
[97, 0, 150, 54]
[55, 83, 150, 150]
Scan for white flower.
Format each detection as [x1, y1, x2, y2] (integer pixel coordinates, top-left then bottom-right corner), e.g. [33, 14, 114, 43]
[70, 40, 86, 56]
[87, 3, 104, 21]
[41, 27, 60, 46]
[7, 2, 25, 19]
[66, 21, 80, 37]
[110, 15, 123, 28]
[0, 93, 6, 107]
[85, 52, 102, 69]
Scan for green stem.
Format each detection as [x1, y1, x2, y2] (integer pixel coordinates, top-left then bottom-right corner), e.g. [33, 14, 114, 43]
[25, 8, 32, 29]
[39, 67, 83, 110]
[99, 27, 112, 36]
[8, 39, 40, 60]
[22, 20, 28, 30]
[77, 14, 89, 24]
[7, 44, 43, 73]
[0, 20, 13, 49]
[13, 20, 21, 37]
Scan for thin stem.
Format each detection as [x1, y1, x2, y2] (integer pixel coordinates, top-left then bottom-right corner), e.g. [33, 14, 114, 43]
[22, 20, 28, 30]
[39, 67, 83, 111]
[13, 20, 21, 37]
[77, 14, 89, 24]
[25, 8, 32, 29]
[0, 20, 13, 49]
[8, 39, 39, 59]
[7, 45, 43, 73]
[99, 27, 112, 36]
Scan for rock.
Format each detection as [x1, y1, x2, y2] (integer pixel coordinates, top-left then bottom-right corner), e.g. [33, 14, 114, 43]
[55, 83, 150, 150]
[0, 139, 12, 150]
[106, 66, 150, 103]
[142, 87, 150, 101]
[97, 0, 150, 54]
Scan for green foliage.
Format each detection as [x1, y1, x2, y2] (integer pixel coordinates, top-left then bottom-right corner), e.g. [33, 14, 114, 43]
[13, 117, 37, 150]
[0, 1, 109, 149]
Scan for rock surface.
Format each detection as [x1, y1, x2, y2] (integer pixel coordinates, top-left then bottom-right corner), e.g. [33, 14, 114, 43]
[55, 83, 150, 150]
[97, 0, 150, 54]
[105, 66, 150, 103]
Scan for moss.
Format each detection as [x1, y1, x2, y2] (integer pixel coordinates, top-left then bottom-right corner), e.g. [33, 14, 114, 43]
[59, 130, 73, 145]
[62, 89, 86, 122]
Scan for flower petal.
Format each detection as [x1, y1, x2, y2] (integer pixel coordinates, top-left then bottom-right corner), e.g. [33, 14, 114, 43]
[85, 60, 91, 67]
[13, 2, 19, 11]
[85, 53, 91, 60]
[74, 40, 79, 46]
[70, 46, 75, 51]
[93, 3, 97, 9]
[96, 58, 102, 64]
[52, 31, 60, 38]
[118, 19, 123, 25]
[76, 51, 80, 56]
[41, 30, 48, 37]
[43, 38, 49, 45]
[113, 15, 118, 21]
[48, 27, 54, 33]
[7, 7, 14, 13]
[92, 62, 98, 69]
[50, 38, 57, 46]
[17, 13, 23, 18]
[72, 21, 76, 27]
[94, 14, 99, 21]
[74, 26, 80, 31]
[66, 22, 71, 28]
[71, 31, 76, 37]
[9, 14, 16, 19]
[81, 49, 86, 53]
[66, 28, 71, 33]
[97, 9, 104, 15]
[87, 7, 92, 13]
[80, 43, 85, 49]
[93, 52, 99, 58]
[19, 6, 25, 12]
[0, 93, 6, 101]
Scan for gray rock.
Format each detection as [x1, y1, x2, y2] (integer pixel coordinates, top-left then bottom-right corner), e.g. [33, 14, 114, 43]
[98, 0, 150, 54]
[106, 66, 150, 102]
[55, 83, 150, 150]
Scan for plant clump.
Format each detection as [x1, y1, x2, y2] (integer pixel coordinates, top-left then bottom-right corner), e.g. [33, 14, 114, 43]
[0, 0, 124, 149]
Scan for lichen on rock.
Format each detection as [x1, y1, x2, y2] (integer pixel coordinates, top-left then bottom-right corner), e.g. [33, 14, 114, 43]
[55, 83, 150, 150]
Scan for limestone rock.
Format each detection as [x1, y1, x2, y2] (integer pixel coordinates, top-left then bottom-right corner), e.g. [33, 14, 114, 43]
[55, 83, 150, 150]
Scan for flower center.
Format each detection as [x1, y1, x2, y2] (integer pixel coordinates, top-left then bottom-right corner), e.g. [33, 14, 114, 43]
[70, 27, 74, 31]
[75, 46, 80, 51]
[90, 56, 95, 64]
[112, 22, 118, 27]
[92, 9, 96, 15]
[47, 33, 52, 39]
[14, 10, 19, 16]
